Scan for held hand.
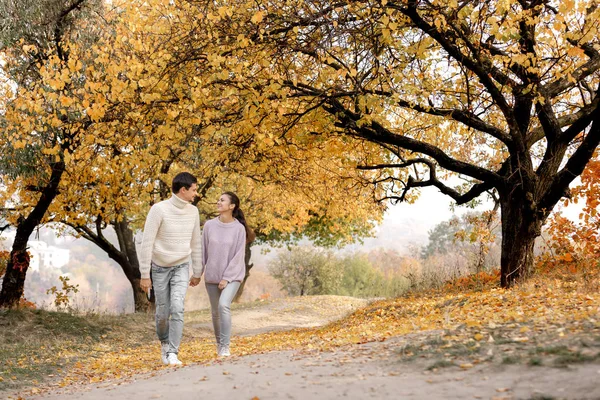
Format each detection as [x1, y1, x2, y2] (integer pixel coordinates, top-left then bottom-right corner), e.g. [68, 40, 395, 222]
[218, 279, 228, 290]
[189, 276, 201, 287]
[140, 278, 152, 294]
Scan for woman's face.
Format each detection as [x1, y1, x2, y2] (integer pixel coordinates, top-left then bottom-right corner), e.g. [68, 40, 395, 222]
[216, 194, 235, 214]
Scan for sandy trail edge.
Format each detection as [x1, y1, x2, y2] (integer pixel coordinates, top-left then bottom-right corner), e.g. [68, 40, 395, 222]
[14, 296, 600, 399]
[27, 335, 600, 400]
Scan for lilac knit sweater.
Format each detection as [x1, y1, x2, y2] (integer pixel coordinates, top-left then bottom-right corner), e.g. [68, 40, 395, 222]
[201, 217, 247, 284]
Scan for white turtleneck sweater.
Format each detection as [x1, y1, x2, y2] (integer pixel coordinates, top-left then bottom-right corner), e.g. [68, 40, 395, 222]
[139, 194, 202, 279]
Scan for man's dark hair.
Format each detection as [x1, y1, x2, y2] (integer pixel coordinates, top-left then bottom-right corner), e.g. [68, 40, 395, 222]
[172, 172, 197, 193]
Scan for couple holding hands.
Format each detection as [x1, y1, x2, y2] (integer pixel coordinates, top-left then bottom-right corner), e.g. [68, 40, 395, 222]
[139, 172, 254, 365]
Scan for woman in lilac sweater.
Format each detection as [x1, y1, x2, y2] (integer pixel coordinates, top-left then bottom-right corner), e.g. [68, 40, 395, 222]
[202, 192, 253, 357]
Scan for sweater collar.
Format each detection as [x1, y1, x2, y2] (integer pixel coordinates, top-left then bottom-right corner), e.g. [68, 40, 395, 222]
[214, 216, 240, 227]
[169, 194, 190, 209]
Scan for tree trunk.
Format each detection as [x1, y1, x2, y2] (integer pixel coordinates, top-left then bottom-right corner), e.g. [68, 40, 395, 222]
[117, 260, 151, 312]
[0, 234, 31, 307]
[0, 161, 65, 308]
[499, 195, 541, 288]
[131, 277, 152, 312]
[233, 241, 253, 303]
[72, 216, 151, 313]
[113, 219, 151, 312]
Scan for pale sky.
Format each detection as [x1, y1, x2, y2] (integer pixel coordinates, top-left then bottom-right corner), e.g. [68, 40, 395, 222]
[358, 182, 585, 255]
[384, 177, 584, 227]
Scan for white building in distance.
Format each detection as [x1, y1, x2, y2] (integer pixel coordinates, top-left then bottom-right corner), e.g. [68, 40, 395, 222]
[27, 241, 70, 272]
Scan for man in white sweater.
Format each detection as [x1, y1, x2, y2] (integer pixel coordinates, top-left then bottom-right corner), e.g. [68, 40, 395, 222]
[139, 172, 203, 366]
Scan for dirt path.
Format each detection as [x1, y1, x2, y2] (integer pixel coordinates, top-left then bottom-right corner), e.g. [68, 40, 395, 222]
[29, 336, 599, 400]
[188, 295, 372, 337]
[22, 296, 600, 400]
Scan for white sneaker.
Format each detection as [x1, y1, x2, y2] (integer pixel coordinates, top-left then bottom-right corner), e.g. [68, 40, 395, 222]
[218, 346, 231, 357]
[167, 352, 182, 365]
[161, 342, 170, 365]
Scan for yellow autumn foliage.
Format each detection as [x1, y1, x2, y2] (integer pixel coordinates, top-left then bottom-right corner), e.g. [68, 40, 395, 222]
[0, 0, 386, 243]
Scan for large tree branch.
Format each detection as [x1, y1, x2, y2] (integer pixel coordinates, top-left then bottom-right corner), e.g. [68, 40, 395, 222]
[539, 98, 600, 212]
[54, 0, 87, 61]
[516, 1, 541, 85]
[392, 1, 516, 131]
[544, 51, 600, 98]
[285, 80, 513, 148]
[322, 98, 502, 184]
[533, 94, 599, 184]
[359, 156, 505, 205]
[558, 99, 599, 145]
[390, 95, 512, 146]
[67, 219, 128, 267]
[356, 158, 431, 170]
[526, 98, 600, 146]
[400, 175, 459, 201]
[534, 91, 562, 144]
[397, 171, 493, 205]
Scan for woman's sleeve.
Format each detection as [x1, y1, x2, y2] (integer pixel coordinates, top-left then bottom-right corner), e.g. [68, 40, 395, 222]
[222, 226, 247, 282]
[202, 222, 209, 269]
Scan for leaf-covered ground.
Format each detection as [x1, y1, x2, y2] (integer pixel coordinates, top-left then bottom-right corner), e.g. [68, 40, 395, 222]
[2, 275, 599, 399]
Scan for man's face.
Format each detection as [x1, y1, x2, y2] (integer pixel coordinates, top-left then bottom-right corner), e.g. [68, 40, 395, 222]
[179, 183, 198, 203]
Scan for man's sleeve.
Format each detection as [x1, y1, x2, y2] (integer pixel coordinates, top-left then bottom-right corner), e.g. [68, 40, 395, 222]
[191, 211, 204, 278]
[139, 205, 161, 279]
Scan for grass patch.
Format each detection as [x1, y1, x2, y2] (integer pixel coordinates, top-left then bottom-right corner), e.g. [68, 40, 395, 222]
[580, 336, 600, 347]
[528, 357, 543, 366]
[443, 342, 481, 358]
[502, 355, 521, 364]
[494, 337, 523, 345]
[395, 343, 422, 361]
[426, 359, 455, 370]
[529, 344, 599, 366]
[423, 336, 446, 347]
[554, 351, 598, 366]
[532, 345, 571, 356]
[0, 308, 153, 393]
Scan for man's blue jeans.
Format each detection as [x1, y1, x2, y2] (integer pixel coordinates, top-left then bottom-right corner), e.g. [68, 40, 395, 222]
[152, 262, 189, 355]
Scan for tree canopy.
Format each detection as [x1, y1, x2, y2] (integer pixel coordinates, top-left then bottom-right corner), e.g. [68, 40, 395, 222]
[0, 0, 385, 307]
[2, 0, 599, 307]
[183, 0, 599, 287]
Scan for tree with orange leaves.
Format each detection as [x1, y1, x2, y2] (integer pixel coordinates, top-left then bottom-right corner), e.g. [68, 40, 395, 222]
[192, 0, 600, 287]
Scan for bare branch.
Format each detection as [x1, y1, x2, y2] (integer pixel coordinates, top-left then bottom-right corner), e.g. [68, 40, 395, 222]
[343, 87, 512, 145]
[356, 158, 432, 170]
[544, 51, 600, 98]
[527, 97, 600, 146]
[540, 97, 600, 212]
[391, 1, 517, 131]
[323, 98, 502, 184]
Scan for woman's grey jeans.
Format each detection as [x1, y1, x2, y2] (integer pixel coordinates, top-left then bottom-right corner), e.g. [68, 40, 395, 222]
[152, 262, 189, 355]
[205, 281, 241, 348]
